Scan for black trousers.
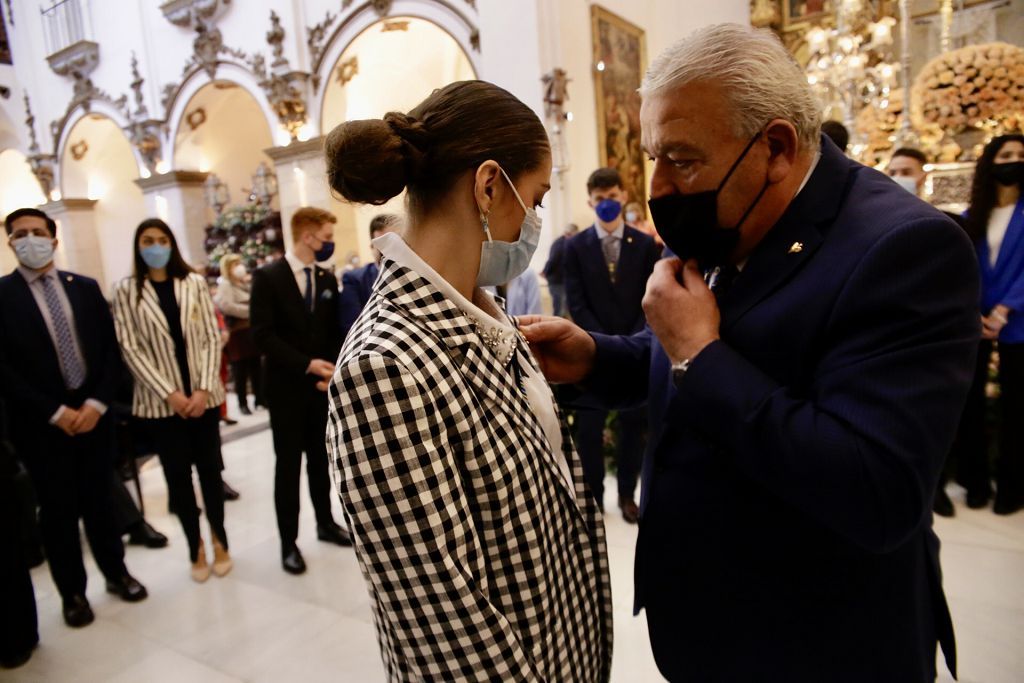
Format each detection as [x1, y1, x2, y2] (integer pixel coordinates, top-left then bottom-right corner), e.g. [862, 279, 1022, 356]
[109, 469, 144, 534]
[231, 357, 264, 408]
[143, 409, 226, 562]
[953, 341, 1024, 502]
[0, 462, 38, 661]
[19, 417, 128, 600]
[269, 390, 335, 551]
[575, 406, 646, 506]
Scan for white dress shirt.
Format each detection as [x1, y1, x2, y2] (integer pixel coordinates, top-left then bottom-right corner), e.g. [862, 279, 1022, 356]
[285, 251, 316, 304]
[375, 233, 573, 489]
[17, 266, 107, 423]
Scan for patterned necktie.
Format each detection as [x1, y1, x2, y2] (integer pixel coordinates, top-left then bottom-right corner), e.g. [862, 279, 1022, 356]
[602, 235, 620, 283]
[303, 267, 314, 312]
[40, 275, 86, 389]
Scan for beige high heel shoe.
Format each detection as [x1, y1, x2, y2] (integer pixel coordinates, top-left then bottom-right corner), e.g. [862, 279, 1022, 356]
[211, 536, 233, 578]
[191, 538, 211, 583]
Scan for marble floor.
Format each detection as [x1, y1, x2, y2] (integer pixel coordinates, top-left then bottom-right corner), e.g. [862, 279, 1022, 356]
[3, 408, 1023, 683]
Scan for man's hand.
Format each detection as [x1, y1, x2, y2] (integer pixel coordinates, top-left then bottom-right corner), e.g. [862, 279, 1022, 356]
[186, 390, 209, 418]
[517, 315, 596, 384]
[70, 404, 101, 435]
[167, 391, 191, 419]
[642, 258, 720, 364]
[55, 408, 80, 437]
[308, 359, 336, 392]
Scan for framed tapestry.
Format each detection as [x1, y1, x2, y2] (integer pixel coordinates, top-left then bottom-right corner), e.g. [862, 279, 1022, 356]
[591, 5, 648, 209]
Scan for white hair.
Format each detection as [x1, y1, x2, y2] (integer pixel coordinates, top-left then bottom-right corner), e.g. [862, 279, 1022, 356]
[641, 23, 821, 151]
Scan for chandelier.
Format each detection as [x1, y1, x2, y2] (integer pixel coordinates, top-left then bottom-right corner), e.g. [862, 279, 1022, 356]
[803, 0, 901, 158]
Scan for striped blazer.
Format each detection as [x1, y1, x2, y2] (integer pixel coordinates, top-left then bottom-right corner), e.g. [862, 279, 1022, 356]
[327, 259, 613, 682]
[112, 272, 226, 419]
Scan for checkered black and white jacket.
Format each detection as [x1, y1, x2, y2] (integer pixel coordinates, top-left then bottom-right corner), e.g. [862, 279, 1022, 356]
[327, 259, 613, 682]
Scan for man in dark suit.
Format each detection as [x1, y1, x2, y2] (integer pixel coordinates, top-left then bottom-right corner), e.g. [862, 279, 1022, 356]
[251, 206, 351, 575]
[521, 24, 977, 682]
[338, 213, 401, 340]
[542, 223, 578, 317]
[0, 208, 147, 629]
[564, 168, 661, 523]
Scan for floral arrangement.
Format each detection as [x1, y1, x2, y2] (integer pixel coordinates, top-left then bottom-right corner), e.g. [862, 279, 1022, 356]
[211, 203, 272, 234]
[912, 42, 1024, 135]
[203, 203, 284, 279]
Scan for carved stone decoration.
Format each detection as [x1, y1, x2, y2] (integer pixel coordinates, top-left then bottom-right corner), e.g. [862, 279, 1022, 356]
[307, 9, 338, 91]
[336, 56, 359, 86]
[186, 107, 207, 131]
[129, 52, 148, 118]
[464, 0, 477, 8]
[161, 0, 229, 29]
[23, 94, 56, 197]
[542, 68, 570, 121]
[267, 10, 287, 68]
[125, 52, 164, 176]
[382, 21, 410, 32]
[70, 140, 89, 161]
[470, 28, 481, 52]
[46, 40, 99, 78]
[370, 0, 394, 18]
[0, 86, 10, 100]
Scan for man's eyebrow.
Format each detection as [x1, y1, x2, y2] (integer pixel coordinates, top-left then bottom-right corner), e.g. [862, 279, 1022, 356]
[642, 142, 703, 158]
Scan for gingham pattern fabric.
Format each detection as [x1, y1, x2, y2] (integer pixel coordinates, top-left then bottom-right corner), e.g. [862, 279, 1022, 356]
[327, 259, 613, 682]
[39, 274, 87, 389]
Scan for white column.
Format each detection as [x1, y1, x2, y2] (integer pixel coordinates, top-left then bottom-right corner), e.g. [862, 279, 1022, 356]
[41, 198, 104, 285]
[133, 171, 211, 266]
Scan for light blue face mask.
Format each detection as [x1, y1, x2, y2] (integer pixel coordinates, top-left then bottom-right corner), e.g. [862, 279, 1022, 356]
[13, 235, 56, 270]
[476, 167, 543, 287]
[141, 244, 172, 269]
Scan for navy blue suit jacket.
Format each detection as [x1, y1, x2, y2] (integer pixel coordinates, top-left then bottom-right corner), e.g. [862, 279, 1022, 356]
[0, 269, 122, 431]
[564, 224, 661, 335]
[586, 139, 977, 681]
[338, 262, 379, 340]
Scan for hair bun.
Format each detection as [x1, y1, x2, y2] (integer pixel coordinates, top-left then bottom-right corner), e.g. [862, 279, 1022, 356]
[325, 117, 412, 206]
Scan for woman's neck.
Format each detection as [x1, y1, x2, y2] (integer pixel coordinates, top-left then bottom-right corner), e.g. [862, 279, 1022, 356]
[403, 215, 482, 302]
[997, 183, 1020, 208]
[148, 268, 169, 282]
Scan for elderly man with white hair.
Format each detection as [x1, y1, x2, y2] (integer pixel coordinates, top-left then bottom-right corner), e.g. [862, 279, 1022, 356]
[521, 23, 976, 681]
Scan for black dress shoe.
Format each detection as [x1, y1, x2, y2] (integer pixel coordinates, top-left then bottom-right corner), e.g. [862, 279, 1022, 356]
[63, 595, 94, 628]
[993, 494, 1024, 516]
[220, 416, 238, 426]
[0, 645, 35, 669]
[933, 489, 955, 518]
[282, 547, 307, 575]
[966, 489, 992, 509]
[222, 481, 241, 501]
[106, 574, 148, 602]
[239, 404, 252, 416]
[128, 520, 169, 548]
[317, 523, 353, 547]
[618, 496, 640, 524]
[24, 544, 45, 569]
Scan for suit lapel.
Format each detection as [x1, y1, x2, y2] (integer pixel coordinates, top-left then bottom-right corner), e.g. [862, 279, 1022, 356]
[12, 272, 59, 363]
[718, 143, 847, 333]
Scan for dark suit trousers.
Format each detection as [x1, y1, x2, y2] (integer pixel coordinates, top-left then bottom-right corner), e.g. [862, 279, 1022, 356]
[21, 416, 128, 600]
[576, 406, 646, 505]
[231, 356, 264, 408]
[143, 409, 226, 561]
[269, 388, 335, 551]
[0, 467, 38, 661]
[949, 340, 990, 495]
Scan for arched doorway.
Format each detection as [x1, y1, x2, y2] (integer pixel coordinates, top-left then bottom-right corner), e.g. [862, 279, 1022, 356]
[0, 149, 47, 275]
[320, 16, 477, 262]
[59, 114, 146, 287]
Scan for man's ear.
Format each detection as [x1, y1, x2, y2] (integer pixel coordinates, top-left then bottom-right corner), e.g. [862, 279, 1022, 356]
[764, 118, 799, 185]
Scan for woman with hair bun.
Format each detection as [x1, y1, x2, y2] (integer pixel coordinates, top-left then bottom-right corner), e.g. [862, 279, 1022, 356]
[324, 80, 612, 681]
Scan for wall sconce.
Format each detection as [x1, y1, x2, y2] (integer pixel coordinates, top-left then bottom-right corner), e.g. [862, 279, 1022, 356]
[251, 161, 278, 208]
[204, 173, 230, 215]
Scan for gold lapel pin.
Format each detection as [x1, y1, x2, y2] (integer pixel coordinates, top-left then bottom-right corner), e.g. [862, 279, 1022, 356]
[627, 237, 633, 243]
[789, 242, 804, 254]
[66, 275, 73, 282]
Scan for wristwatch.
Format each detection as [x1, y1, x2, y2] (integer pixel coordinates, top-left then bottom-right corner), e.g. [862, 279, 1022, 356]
[671, 358, 692, 386]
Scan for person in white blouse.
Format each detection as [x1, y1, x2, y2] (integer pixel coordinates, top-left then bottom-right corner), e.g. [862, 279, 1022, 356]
[215, 253, 263, 415]
[322, 80, 612, 681]
[956, 134, 1024, 515]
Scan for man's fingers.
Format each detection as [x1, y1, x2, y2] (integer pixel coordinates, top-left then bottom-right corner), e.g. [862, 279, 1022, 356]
[680, 259, 708, 291]
[520, 319, 570, 344]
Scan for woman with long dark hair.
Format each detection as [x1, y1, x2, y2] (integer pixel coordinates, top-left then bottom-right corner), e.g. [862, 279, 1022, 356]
[957, 134, 1024, 514]
[112, 219, 233, 579]
[324, 81, 612, 681]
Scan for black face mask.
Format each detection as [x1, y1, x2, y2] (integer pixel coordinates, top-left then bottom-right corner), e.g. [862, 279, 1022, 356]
[648, 132, 770, 270]
[992, 161, 1024, 187]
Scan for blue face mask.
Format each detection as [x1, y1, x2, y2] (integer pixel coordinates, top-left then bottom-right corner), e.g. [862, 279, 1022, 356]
[141, 245, 172, 269]
[13, 235, 56, 270]
[476, 167, 543, 287]
[314, 240, 335, 262]
[595, 198, 622, 223]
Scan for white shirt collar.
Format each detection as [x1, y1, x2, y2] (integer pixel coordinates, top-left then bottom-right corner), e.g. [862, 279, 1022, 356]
[374, 232, 517, 363]
[17, 264, 57, 285]
[597, 222, 625, 240]
[285, 251, 314, 273]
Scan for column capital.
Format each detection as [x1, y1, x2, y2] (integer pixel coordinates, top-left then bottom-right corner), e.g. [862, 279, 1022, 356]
[41, 198, 98, 214]
[264, 137, 325, 164]
[134, 170, 210, 192]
